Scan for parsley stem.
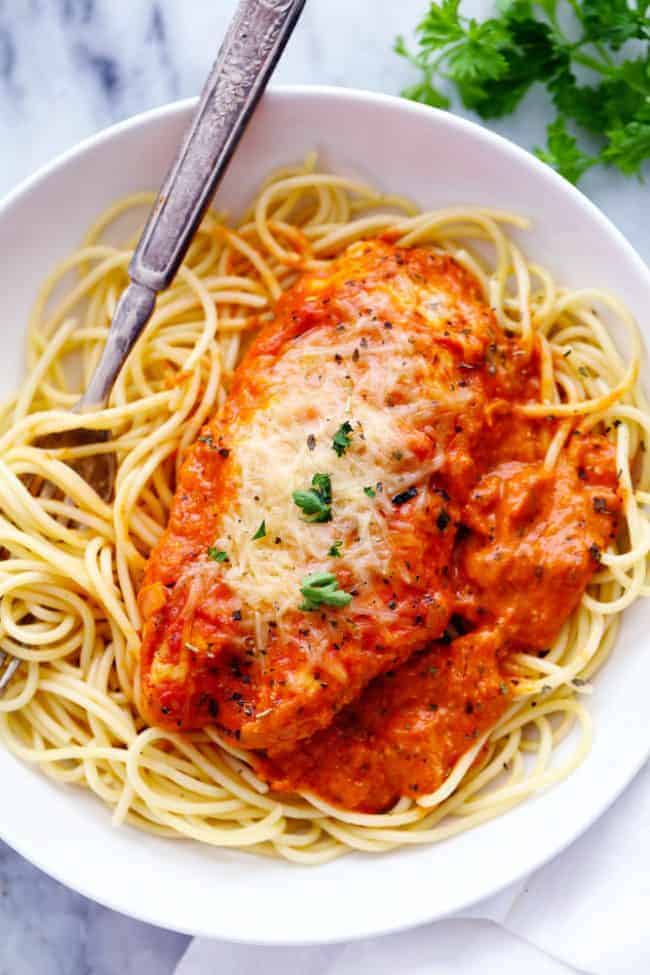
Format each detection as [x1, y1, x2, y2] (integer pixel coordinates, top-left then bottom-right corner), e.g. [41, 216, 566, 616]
[592, 42, 614, 67]
[570, 51, 613, 77]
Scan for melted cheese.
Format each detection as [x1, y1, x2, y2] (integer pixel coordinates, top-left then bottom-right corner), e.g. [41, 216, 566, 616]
[214, 326, 438, 626]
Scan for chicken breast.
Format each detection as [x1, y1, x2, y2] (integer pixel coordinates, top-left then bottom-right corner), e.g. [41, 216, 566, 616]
[137, 240, 508, 749]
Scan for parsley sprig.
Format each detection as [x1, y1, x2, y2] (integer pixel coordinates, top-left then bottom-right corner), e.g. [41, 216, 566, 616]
[396, 0, 650, 183]
[299, 571, 353, 611]
[293, 473, 333, 523]
[332, 421, 353, 456]
[207, 546, 229, 563]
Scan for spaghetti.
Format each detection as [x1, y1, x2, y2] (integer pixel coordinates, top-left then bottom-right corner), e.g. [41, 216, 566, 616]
[0, 156, 648, 863]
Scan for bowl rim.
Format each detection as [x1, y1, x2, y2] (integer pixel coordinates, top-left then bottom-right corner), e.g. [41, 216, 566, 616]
[2, 83, 649, 288]
[1, 84, 650, 944]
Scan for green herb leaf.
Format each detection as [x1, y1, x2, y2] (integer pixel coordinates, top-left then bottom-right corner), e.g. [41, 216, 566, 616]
[581, 0, 650, 50]
[207, 547, 229, 563]
[292, 473, 333, 523]
[550, 70, 609, 135]
[396, 0, 650, 184]
[363, 485, 377, 498]
[299, 571, 353, 611]
[417, 0, 464, 48]
[535, 118, 596, 184]
[602, 119, 650, 174]
[401, 79, 451, 109]
[332, 421, 353, 457]
[328, 541, 343, 557]
[446, 20, 511, 84]
[252, 521, 266, 540]
[311, 473, 332, 503]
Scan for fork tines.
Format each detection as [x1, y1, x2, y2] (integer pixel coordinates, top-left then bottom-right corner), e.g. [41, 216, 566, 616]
[0, 652, 21, 695]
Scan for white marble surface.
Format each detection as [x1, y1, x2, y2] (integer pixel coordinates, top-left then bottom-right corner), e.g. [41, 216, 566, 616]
[1, 1, 648, 973]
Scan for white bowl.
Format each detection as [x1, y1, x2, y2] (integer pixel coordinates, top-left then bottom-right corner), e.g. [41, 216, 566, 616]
[1, 86, 649, 944]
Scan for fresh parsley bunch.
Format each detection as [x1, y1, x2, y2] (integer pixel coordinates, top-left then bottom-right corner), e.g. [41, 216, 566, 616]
[395, 0, 650, 183]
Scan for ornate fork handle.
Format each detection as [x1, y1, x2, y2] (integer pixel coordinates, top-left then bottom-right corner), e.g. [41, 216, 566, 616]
[82, 0, 307, 410]
[132, 0, 306, 292]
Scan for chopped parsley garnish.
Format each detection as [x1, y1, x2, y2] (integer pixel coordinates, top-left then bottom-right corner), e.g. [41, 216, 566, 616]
[293, 473, 332, 523]
[299, 571, 353, 611]
[328, 541, 343, 558]
[252, 521, 266, 540]
[207, 547, 229, 563]
[392, 486, 418, 506]
[332, 421, 353, 456]
[363, 485, 377, 498]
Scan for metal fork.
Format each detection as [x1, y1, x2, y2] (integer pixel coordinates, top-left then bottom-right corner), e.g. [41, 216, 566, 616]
[0, 0, 307, 695]
[0, 653, 20, 694]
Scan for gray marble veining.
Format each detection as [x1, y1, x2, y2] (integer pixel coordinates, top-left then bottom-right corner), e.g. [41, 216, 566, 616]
[1, 0, 648, 257]
[0, 842, 187, 974]
[0, 1, 648, 973]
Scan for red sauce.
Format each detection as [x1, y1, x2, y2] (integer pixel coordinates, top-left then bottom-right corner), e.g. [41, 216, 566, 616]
[260, 441, 618, 811]
[137, 240, 620, 811]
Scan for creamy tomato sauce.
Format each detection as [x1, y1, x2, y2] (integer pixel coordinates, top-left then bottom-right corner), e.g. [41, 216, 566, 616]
[259, 436, 618, 812]
[138, 240, 619, 811]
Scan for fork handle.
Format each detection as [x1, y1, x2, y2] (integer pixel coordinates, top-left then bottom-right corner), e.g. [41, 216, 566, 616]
[130, 0, 307, 293]
[78, 0, 306, 410]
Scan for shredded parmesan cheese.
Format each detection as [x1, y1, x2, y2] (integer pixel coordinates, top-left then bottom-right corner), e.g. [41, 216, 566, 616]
[214, 325, 440, 622]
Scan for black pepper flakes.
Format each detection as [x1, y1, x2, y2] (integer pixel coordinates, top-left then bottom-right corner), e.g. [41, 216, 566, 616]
[392, 486, 418, 506]
[589, 543, 602, 564]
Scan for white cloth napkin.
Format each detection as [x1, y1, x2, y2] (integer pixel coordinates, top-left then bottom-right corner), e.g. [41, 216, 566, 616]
[175, 759, 650, 975]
